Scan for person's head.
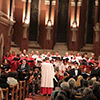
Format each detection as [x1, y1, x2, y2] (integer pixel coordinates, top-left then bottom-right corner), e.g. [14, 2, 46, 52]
[70, 51, 73, 54]
[58, 80, 63, 87]
[12, 50, 15, 56]
[94, 62, 98, 68]
[23, 49, 26, 54]
[28, 53, 32, 58]
[22, 59, 27, 65]
[0, 73, 8, 81]
[91, 53, 95, 57]
[47, 52, 50, 55]
[76, 75, 83, 87]
[31, 50, 34, 55]
[55, 51, 59, 55]
[30, 68, 33, 74]
[50, 59, 54, 64]
[59, 59, 62, 63]
[51, 51, 55, 55]
[74, 62, 78, 69]
[84, 52, 88, 58]
[60, 82, 69, 91]
[77, 52, 80, 56]
[83, 87, 93, 97]
[36, 51, 39, 55]
[13, 71, 18, 79]
[91, 77, 97, 82]
[4, 58, 9, 64]
[88, 80, 93, 88]
[68, 78, 76, 89]
[93, 81, 100, 90]
[65, 52, 68, 56]
[83, 67, 87, 73]
[55, 94, 67, 100]
[68, 66, 71, 71]
[8, 72, 15, 77]
[5, 52, 10, 57]
[82, 79, 88, 87]
[86, 93, 97, 100]
[45, 57, 49, 61]
[34, 68, 39, 73]
[19, 53, 22, 58]
[43, 50, 47, 54]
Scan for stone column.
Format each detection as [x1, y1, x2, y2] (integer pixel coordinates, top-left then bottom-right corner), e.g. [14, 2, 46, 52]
[20, 23, 29, 51]
[71, 27, 78, 42]
[68, 0, 87, 51]
[39, 0, 57, 49]
[94, 23, 100, 42]
[93, 0, 100, 57]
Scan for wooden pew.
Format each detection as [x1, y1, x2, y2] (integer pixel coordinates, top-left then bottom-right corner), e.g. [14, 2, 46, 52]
[19, 80, 25, 100]
[2, 88, 9, 100]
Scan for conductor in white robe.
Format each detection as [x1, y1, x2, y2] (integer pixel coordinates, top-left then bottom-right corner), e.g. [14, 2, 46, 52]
[40, 57, 54, 95]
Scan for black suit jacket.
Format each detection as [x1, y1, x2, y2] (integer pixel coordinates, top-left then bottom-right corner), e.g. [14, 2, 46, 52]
[90, 68, 100, 78]
[69, 69, 81, 77]
[0, 79, 9, 88]
[17, 64, 30, 80]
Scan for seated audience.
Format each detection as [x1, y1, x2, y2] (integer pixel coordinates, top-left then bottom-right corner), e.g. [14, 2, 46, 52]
[75, 87, 93, 100]
[92, 81, 100, 100]
[68, 78, 77, 99]
[51, 80, 63, 100]
[86, 93, 97, 100]
[0, 73, 9, 88]
[7, 72, 19, 88]
[1, 58, 11, 73]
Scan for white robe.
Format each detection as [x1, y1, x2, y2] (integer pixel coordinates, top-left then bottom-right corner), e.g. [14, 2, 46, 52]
[41, 62, 54, 88]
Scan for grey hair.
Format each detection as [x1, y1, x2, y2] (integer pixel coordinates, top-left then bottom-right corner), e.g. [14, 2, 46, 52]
[68, 78, 76, 89]
[60, 82, 69, 91]
[83, 87, 93, 96]
[93, 81, 100, 90]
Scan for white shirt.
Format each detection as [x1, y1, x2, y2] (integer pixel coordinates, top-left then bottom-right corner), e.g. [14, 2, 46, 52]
[75, 69, 78, 76]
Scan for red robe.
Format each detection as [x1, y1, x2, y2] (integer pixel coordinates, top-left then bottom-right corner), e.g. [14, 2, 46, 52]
[10, 61, 19, 72]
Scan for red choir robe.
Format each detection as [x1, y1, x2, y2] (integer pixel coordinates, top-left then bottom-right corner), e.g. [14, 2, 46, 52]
[26, 57, 35, 67]
[10, 60, 19, 72]
[10, 57, 20, 72]
[40, 61, 54, 95]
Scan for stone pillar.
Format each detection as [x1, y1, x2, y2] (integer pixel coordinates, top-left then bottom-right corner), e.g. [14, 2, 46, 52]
[93, 0, 100, 57]
[71, 27, 78, 42]
[46, 26, 53, 49]
[7, 20, 15, 52]
[20, 23, 29, 51]
[39, 0, 57, 49]
[68, 0, 87, 51]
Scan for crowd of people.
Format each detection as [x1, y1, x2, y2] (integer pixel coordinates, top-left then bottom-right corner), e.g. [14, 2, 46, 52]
[0, 49, 100, 100]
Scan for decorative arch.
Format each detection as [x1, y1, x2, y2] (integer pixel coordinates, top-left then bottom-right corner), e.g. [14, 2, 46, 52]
[0, 33, 4, 64]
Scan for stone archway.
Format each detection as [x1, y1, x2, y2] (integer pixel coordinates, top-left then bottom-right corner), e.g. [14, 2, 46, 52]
[0, 33, 4, 65]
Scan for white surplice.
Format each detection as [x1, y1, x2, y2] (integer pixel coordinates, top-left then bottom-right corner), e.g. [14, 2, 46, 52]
[41, 62, 54, 88]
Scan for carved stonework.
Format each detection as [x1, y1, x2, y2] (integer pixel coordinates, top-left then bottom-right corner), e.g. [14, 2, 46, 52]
[71, 0, 75, 6]
[78, 0, 82, 6]
[22, 0, 31, 3]
[95, 0, 98, 6]
[94, 23, 100, 42]
[71, 27, 78, 42]
[71, 0, 82, 6]
[45, 0, 56, 5]
[23, 24, 29, 38]
[46, 26, 53, 40]
[8, 25, 13, 36]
